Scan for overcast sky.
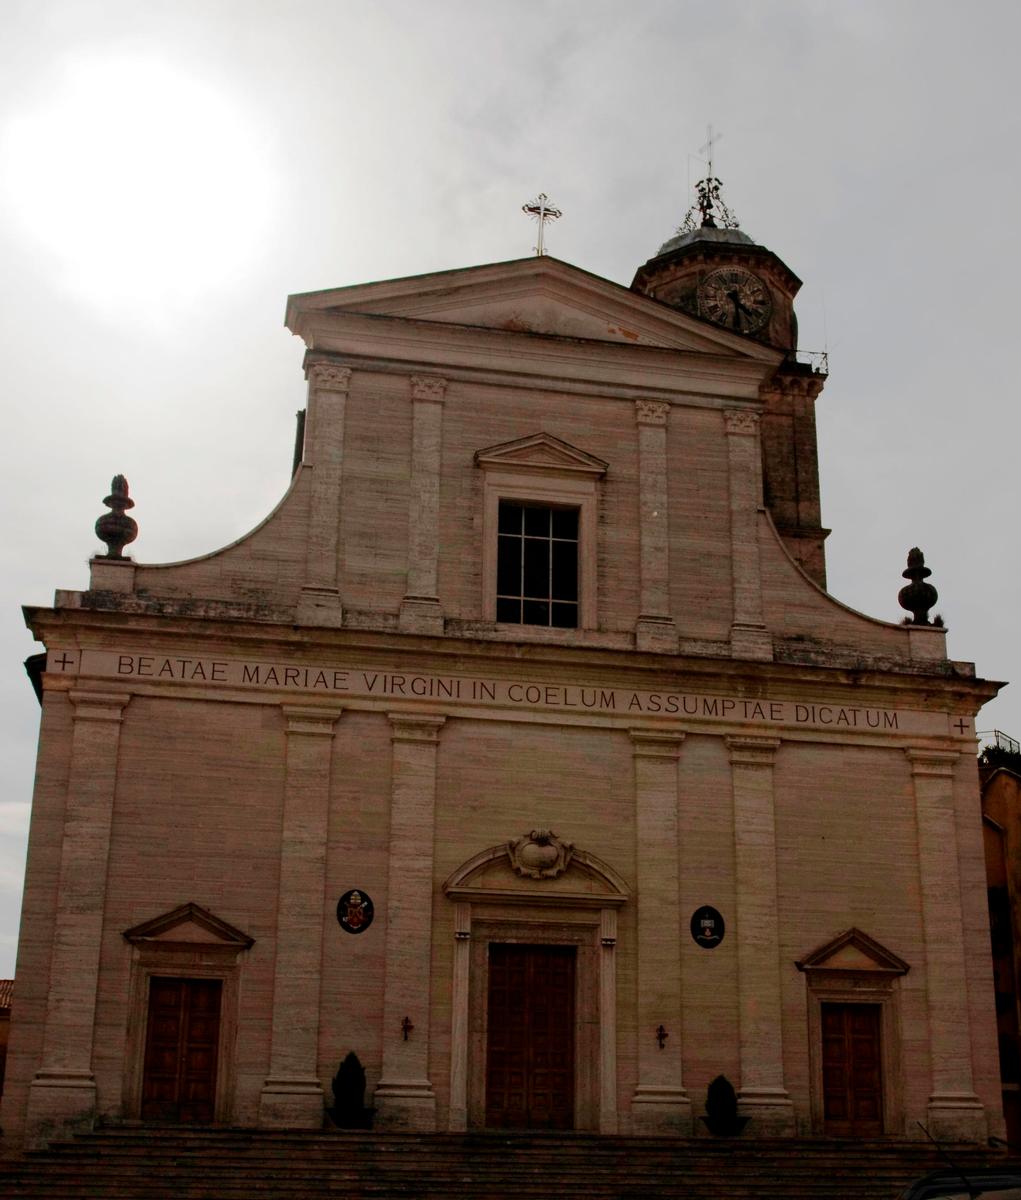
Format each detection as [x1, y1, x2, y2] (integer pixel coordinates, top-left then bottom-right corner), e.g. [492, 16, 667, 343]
[0, 0, 1018, 977]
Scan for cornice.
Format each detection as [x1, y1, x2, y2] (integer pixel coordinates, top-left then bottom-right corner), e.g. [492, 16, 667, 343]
[298, 310, 777, 404]
[23, 603, 1002, 711]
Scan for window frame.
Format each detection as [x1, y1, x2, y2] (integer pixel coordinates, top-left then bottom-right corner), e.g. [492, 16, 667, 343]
[480, 469, 600, 631]
[495, 499, 580, 629]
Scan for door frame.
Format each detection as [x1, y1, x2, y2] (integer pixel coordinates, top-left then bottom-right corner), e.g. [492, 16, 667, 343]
[798, 929, 909, 1137]
[140, 975, 224, 1123]
[473, 921, 591, 1131]
[125, 960, 239, 1124]
[443, 841, 629, 1134]
[121, 903, 254, 1125]
[818, 999, 884, 1136]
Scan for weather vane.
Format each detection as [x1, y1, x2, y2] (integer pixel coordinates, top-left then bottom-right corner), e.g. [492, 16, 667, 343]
[522, 193, 562, 256]
[681, 124, 739, 233]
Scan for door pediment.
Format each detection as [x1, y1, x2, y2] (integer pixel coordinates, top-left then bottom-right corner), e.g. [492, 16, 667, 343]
[444, 832, 630, 908]
[123, 902, 255, 950]
[796, 928, 909, 976]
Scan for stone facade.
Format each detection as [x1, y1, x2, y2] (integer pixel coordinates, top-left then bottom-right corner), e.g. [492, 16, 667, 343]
[2, 243, 1003, 1148]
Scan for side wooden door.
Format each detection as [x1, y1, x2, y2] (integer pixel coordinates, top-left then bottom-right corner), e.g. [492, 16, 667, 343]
[141, 977, 222, 1123]
[821, 1001, 883, 1135]
[485, 944, 575, 1130]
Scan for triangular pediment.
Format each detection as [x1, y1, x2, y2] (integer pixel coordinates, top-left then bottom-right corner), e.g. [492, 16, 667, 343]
[796, 928, 909, 976]
[123, 902, 255, 949]
[474, 432, 608, 477]
[286, 256, 779, 361]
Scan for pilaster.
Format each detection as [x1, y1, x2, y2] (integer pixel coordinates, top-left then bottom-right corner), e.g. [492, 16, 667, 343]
[26, 690, 130, 1146]
[630, 730, 691, 1132]
[723, 409, 771, 662]
[400, 375, 446, 635]
[297, 362, 351, 627]
[374, 712, 446, 1129]
[727, 734, 795, 1134]
[634, 400, 678, 654]
[447, 902, 471, 1131]
[259, 704, 343, 1127]
[907, 748, 987, 1141]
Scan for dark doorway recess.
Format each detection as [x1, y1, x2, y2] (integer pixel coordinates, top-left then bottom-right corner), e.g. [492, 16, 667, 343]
[821, 1001, 883, 1135]
[485, 943, 575, 1129]
[141, 977, 222, 1123]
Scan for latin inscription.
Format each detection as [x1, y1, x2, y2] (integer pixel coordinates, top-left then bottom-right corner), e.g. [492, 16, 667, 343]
[43, 649, 971, 738]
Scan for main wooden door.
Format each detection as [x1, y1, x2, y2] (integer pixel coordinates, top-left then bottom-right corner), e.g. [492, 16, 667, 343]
[485, 944, 575, 1129]
[141, 977, 222, 1123]
[821, 1002, 883, 1135]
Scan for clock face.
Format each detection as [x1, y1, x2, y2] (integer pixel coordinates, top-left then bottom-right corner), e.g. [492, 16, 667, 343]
[698, 268, 772, 334]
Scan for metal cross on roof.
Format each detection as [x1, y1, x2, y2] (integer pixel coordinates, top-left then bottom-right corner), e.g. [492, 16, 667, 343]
[522, 193, 562, 256]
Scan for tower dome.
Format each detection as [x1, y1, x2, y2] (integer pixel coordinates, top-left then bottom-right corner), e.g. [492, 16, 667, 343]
[631, 174, 802, 354]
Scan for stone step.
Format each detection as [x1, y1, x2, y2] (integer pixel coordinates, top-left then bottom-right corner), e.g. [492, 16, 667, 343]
[0, 1128, 1006, 1200]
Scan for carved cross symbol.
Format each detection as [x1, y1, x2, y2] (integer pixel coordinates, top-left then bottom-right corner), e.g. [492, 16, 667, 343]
[954, 719, 968, 734]
[53, 653, 75, 671]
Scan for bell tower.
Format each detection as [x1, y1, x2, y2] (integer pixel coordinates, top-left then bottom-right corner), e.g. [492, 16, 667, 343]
[631, 173, 830, 587]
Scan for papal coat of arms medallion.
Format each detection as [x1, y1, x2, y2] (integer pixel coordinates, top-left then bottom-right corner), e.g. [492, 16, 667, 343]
[337, 889, 374, 934]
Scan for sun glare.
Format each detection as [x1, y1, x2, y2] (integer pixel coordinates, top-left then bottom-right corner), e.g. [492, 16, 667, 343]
[0, 55, 276, 319]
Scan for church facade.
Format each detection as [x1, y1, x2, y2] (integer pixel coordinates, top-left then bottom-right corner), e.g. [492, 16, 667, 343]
[3, 197, 1004, 1148]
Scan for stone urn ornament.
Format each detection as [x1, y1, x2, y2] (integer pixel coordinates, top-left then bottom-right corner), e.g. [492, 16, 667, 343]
[95, 475, 138, 558]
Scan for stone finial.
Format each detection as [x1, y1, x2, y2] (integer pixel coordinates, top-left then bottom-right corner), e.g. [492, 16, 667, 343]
[95, 475, 138, 559]
[898, 547, 938, 625]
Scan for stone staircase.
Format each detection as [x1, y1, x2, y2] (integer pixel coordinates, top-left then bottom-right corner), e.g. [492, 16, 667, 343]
[0, 1127, 1006, 1200]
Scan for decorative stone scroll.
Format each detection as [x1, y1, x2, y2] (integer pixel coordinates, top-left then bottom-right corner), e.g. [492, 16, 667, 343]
[508, 829, 574, 879]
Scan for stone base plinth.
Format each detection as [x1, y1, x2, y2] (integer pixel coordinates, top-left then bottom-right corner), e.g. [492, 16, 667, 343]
[258, 1078, 325, 1128]
[399, 596, 444, 635]
[372, 1078, 437, 1130]
[297, 586, 343, 627]
[926, 1093, 987, 1143]
[631, 1085, 693, 1134]
[737, 1086, 796, 1136]
[730, 622, 773, 662]
[89, 556, 136, 593]
[26, 1070, 97, 1148]
[635, 616, 679, 655]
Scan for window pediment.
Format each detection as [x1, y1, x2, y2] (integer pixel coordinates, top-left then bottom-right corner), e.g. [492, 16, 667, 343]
[474, 433, 608, 479]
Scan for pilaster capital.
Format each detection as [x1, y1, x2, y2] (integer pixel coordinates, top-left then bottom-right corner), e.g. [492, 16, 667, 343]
[410, 375, 447, 403]
[723, 408, 760, 437]
[726, 734, 780, 767]
[629, 729, 684, 759]
[306, 362, 352, 392]
[388, 712, 446, 744]
[282, 704, 343, 737]
[905, 748, 960, 778]
[634, 399, 669, 427]
[68, 690, 131, 722]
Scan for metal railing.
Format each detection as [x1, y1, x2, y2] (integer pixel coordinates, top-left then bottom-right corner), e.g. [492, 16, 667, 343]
[978, 729, 1021, 755]
[795, 349, 828, 375]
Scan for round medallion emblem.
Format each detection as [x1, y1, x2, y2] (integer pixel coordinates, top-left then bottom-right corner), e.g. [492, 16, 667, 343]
[691, 905, 725, 949]
[337, 889, 374, 934]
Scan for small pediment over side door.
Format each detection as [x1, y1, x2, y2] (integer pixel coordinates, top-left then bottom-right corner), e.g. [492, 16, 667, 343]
[796, 928, 909, 976]
[123, 902, 255, 950]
